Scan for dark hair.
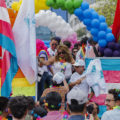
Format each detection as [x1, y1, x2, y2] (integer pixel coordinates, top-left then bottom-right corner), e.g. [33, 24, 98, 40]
[88, 37, 97, 45]
[0, 97, 9, 112]
[63, 41, 71, 48]
[46, 92, 62, 110]
[39, 97, 46, 106]
[8, 96, 28, 119]
[52, 80, 63, 87]
[81, 36, 88, 45]
[26, 96, 35, 110]
[51, 37, 61, 44]
[68, 99, 86, 113]
[31, 106, 47, 120]
[108, 89, 120, 101]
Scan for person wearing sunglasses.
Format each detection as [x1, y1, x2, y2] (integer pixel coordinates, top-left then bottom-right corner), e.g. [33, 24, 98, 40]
[47, 37, 60, 57]
[101, 89, 120, 120]
[39, 45, 74, 82]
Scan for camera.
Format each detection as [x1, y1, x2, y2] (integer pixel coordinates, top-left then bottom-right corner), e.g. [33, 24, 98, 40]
[87, 104, 94, 114]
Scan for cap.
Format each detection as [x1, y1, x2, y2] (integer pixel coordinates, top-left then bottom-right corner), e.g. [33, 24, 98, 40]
[53, 72, 65, 84]
[67, 88, 88, 105]
[73, 59, 85, 67]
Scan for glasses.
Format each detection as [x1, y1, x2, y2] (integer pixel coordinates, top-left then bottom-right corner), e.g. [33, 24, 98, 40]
[105, 99, 115, 102]
[73, 51, 78, 53]
[52, 43, 58, 46]
[58, 51, 66, 55]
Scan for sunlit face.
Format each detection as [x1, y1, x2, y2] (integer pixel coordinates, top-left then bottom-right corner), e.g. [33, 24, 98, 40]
[74, 66, 84, 74]
[50, 40, 58, 51]
[57, 49, 66, 59]
[105, 94, 115, 110]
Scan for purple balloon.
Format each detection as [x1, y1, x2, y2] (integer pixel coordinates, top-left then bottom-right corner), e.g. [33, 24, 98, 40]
[104, 48, 113, 57]
[115, 43, 120, 50]
[107, 42, 116, 50]
[99, 47, 105, 56]
[113, 50, 120, 57]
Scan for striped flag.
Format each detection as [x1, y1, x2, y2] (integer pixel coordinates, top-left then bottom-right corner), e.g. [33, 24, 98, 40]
[0, 0, 18, 97]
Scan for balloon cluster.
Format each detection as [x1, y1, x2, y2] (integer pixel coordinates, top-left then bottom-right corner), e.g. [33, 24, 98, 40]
[74, 2, 115, 49]
[11, 0, 50, 13]
[46, 0, 83, 14]
[35, 10, 77, 48]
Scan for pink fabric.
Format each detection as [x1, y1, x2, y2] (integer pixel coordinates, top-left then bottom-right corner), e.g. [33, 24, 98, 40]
[0, 0, 6, 8]
[42, 111, 63, 120]
[103, 71, 120, 83]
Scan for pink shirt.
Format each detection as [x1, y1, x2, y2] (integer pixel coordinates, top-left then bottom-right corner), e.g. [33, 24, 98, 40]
[42, 111, 63, 120]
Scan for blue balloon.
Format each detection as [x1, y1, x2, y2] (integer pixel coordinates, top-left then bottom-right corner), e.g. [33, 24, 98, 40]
[90, 28, 99, 36]
[93, 37, 98, 42]
[83, 19, 91, 26]
[106, 33, 115, 42]
[91, 19, 100, 28]
[92, 11, 99, 19]
[100, 22, 108, 31]
[106, 28, 112, 33]
[86, 26, 91, 30]
[98, 39, 107, 48]
[98, 31, 106, 39]
[89, 8, 95, 12]
[83, 9, 92, 19]
[81, 2, 89, 11]
[74, 8, 83, 17]
[99, 15, 106, 22]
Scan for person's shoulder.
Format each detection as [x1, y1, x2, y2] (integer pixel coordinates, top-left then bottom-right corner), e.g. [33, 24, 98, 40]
[101, 110, 113, 120]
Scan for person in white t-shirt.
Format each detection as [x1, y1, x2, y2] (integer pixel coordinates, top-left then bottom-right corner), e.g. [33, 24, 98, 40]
[47, 37, 60, 57]
[69, 59, 94, 100]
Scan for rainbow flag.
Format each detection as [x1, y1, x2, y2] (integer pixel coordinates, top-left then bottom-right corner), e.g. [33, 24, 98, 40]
[0, 0, 18, 97]
[79, 46, 85, 59]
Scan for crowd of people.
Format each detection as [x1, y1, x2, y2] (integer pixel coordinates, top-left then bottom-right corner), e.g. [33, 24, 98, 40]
[0, 37, 120, 120]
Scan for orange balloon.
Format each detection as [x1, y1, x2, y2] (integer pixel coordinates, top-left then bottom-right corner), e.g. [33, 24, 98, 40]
[7, 8, 18, 28]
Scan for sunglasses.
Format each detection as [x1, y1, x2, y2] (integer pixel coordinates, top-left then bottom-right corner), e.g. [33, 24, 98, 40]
[73, 51, 78, 53]
[52, 43, 58, 46]
[58, 51, 66, 55]
[105, 99, 115, 102]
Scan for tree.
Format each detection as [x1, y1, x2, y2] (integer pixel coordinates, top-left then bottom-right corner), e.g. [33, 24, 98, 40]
[94, 0, 117, 26]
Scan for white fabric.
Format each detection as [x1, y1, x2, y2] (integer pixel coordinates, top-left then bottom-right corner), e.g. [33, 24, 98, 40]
[53, 72, 65, 84]
[73, 59, 85, 67]
[0, 7, 10, 23]
[47, 47, 57, 56]
[67, 88, 88, 105]
[84, 59, 106, 97]
[76, 48, 82, 61]
[101, 108, 120, 120]
[69, 72, 89, 95]
[12, 0, 37, 84]
[53, 62, 72, 79]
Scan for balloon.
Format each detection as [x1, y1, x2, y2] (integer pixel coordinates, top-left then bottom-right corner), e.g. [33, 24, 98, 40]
[93, 37, 98, 42]
[52, 4, 59, 9]
[73, 0, 83, 9]
[107, 42, 116, 50]
[113, 50, 120, 57]
[65, 0, 74, 10]
[106, 28, 112, 33]
[100, 22, 108, 31]
[56, 0, 65, 7]
[98, 39, 107, 47]
[98, 31, 106, 39]
[92, 11, 99, 19]
[83, 19, 91, 26]
[90, 28, 99, 36]
[99, 47, 105, 56]
[83, 9, 92, 19]
[99, 15, 106, 22]
[74, 8, 83, 20]
[91, 19, 100, 28]
[115, 43, 120, 50]
[81, 2, 89, 11]
[104, 48, 113, 57]
[68, 8, 75, 14]
[106, 33, 115, 42]
[46, 0, 54, 6]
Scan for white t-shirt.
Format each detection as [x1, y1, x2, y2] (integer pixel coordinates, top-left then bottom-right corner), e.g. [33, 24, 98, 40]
[47, 47, 57, 56]
[101, 108, 120, 120]
[69, 72, 89, 95]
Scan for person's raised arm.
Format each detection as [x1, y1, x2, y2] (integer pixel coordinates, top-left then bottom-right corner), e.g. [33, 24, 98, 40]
[63, 79, 69, 93]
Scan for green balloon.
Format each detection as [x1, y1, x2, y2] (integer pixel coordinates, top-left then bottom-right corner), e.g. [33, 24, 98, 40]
[68, 8, 74, 14]
[56, 0, 65, 7]
[52, 4, 59, 9]
[73, 0, 83, 8]
[61, 5, 66, 10]
[46, 0, 54, 7]
[65, 0, 74, 10]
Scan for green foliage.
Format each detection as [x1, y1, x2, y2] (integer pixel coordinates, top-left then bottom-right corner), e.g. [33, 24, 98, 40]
[95, 0, 117, 26]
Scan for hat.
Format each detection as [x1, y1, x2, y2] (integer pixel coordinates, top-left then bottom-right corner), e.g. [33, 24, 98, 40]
[73, 59, 85, 67]
[67, 88, 88, 105]
[53, 72, 65, 84]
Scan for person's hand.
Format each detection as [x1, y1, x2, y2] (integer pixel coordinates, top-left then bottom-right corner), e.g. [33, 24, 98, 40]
[76, 76, 86, 85]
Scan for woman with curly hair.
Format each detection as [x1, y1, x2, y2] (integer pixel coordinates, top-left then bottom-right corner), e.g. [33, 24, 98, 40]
[39, 45, 74, 82]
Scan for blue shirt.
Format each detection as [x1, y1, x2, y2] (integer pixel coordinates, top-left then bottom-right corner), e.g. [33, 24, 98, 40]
[68, 115, 85, 120]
